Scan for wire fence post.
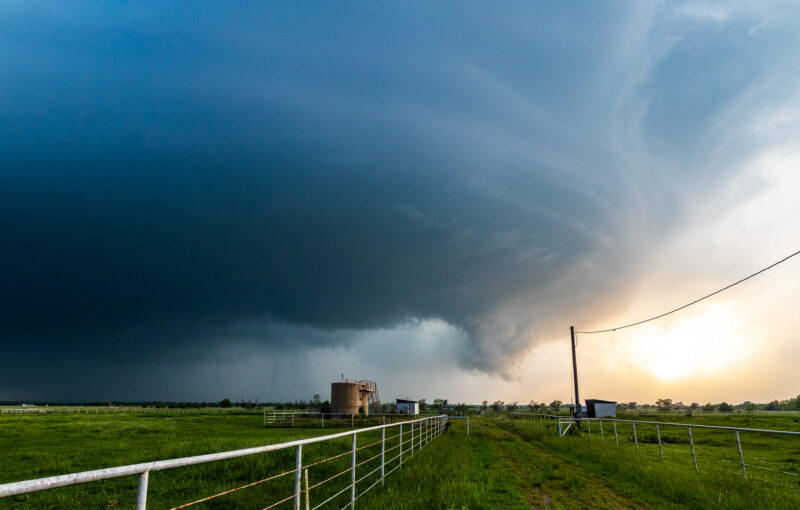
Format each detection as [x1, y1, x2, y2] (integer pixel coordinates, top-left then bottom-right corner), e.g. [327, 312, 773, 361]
[304, 469, 309, 510]
[350, 433, 356, 509]
[613, 420, 619, 447]
[735, 431, 747, 480]
[633, 422, 638, 450]
[688, 427, 697, 469]
[588, 420, 592, 439]
[294, 445, 302, 510]
[135, 471, 148, 510]
[656, 424, 663, 460]
[599, 419, 604, 440]
[467, 416, 470, 435]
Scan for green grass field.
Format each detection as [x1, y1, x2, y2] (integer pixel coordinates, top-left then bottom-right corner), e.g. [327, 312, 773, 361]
[2, 411, 799, 509]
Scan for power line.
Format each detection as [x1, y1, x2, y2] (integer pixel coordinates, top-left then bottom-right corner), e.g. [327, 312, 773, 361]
[575, 247, 800, 334]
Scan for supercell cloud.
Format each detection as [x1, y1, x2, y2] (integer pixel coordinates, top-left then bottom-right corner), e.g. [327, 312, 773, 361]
[2, 2, 799, 400]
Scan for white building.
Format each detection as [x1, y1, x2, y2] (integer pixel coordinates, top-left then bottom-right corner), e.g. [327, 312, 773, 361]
[396, 399, 419, 415]
[585, 399, 616, 418]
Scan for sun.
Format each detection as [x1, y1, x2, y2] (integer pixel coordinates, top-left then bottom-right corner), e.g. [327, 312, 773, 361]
[623, 304, 749, 382]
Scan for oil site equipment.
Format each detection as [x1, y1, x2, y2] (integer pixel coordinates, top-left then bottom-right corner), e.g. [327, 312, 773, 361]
[330, 379, 380, 415]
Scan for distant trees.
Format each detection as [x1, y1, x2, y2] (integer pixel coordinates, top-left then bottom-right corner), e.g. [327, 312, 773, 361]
[311, 394, 322, 408]
[454, 402, 468, 415]
[433, 399, 446, 413]
[702, 402, 715, 412]
[506, 401, 518, 412]
[529, 400, 537, 409]
[319, 400, 332, 414]
[491, 401, 504, 413]
[418, 399, 427, 412]
[719, 402, 734, 412]
[655, 398, 673, 412]
[745, 402, 757, 413]
[763, 396, 800, 411]
[239, 398, 259, 409]
[219, 398, 232, 408]
[481, 401, 488, 412]
[549, 400, 562, 412]
[627, 402, 637, 410]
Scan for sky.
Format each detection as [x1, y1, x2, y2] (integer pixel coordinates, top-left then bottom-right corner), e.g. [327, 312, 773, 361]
[1, 1, 800, 405]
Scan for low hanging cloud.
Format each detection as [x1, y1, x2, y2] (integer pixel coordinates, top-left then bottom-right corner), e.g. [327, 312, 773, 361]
[2, 2, 800, 399]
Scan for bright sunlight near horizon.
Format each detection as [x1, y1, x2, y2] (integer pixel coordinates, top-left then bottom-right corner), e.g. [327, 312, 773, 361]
[623, 304, 751, 382]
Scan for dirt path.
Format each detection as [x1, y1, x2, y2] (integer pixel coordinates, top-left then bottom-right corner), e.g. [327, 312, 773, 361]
[482, 421, 647, 509]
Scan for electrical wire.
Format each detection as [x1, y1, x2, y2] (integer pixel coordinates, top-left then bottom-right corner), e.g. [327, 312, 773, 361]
[576, 248, 800, 334]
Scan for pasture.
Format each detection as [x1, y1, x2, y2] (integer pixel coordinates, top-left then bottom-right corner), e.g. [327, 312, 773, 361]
[2, 411, 800, 509]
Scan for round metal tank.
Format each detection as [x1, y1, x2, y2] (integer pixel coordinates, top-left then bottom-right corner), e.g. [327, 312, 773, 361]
[331, 382, 370, 415]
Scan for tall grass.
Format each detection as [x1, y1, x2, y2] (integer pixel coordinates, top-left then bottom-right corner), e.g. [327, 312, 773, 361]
[499, 418, 800, 510]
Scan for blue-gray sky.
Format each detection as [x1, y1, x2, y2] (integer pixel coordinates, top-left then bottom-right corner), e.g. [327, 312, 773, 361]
[2, 1, 800, 403]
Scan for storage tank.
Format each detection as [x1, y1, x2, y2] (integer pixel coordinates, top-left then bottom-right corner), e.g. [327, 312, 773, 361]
[330, 379, 379, 415]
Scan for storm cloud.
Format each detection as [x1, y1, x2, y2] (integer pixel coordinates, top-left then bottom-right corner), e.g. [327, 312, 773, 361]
[2, 2, 800, 400]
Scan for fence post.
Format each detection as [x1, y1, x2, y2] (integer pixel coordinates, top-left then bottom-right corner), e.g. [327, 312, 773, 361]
[292, 414, 295, 428]
[381, 427, 385, 485]
[294, 445, 302, 510]
[735, 431, 747, 480]
[633, 422, 638, 450]
[350, 433, 356, 509]
[321, 414, 324, 428]
[399, 423, 403, 466]
[135, 471, 149, 510]
[305, 469, 309, 510]
[656, 424, 663, 460]
[411, 422, 414, 455]
[613, 420, 619, 447]
[599, 419, 604, 440]
[588, 420, 592, 439]
[688, 427, 697, 469]
[467, 416, 470, 435]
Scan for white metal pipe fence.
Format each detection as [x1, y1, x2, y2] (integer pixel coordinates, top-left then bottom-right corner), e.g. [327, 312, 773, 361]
[0, 415, 449, 509]
[263, 411, 443, 429]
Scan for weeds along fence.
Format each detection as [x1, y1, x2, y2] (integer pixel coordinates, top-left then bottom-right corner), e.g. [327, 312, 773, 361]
[263, 411, 433, 429]
[512, 413, 800, 489]
[0, 415, 449, 509]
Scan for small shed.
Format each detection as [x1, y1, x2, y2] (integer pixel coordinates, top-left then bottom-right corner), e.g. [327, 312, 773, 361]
[396, 399, 419, 415]
[585, 399, 617, 418]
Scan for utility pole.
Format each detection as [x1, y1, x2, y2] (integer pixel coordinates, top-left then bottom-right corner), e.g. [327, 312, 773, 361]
[570, 326, 581, 429]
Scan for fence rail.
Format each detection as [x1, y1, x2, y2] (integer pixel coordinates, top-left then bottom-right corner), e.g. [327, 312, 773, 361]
[263, 411, 440, 429]
[0, 415, 449, 509]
